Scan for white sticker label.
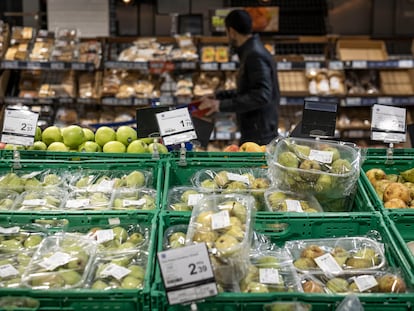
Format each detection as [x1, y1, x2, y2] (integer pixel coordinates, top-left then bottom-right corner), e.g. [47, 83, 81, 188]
[285, 199, 304, 212]
[21, 171, 42, 179]
[91, 179, 115, 192]
[1, 109, 39, 146]
[66, 199, 90, 209]
[123, 198, 146, 207]
[100, 263, 131, 280]
[0, 226, 20, 234]
[108, 218, 120, 226]
[211, 210, 231, 230]
[226, 172, 250, 185]
[371, 104, 406, 133]
[95, 229, 115, 244]
[259, 268, 280, 284]
[309, 149, 334, 164]
[314, 253, 343, 274]
[23, 199, 47, 206]
[398, 60, 413, 68]
[187, 194, 204, 206]
[39, 252, 72, 271]
[354, 275, 378, 292]
[0, 264, 19, 278]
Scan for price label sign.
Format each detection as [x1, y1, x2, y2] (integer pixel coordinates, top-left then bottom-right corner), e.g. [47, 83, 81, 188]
[156, 108, 197, 146]
[1, 109, 39, 146]
[371, 104, 406, 143]
[157, 243, 217, 305]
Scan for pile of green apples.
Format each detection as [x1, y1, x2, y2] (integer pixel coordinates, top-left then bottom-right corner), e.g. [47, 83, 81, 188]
[15, 189, 66, 211]
[22, 234, 95, 289]
[168, 187, 205, 212]
[0, 171, 63, 193]
[90, 254, 146, 290]
[112, 188, 156, 210]
[265, 189, 322, 213]
[4, 125, 169, 154]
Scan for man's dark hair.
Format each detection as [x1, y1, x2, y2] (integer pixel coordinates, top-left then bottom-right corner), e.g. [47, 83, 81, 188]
[225, 9, 252, 35]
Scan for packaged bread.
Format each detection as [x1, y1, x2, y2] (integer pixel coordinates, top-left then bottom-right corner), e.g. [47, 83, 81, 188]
[202, 46, 215, 63]
[215, 46, 229, 63]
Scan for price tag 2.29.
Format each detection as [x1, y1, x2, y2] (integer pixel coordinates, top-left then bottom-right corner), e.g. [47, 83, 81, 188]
[1, 109, 39, 146]
[156, 108, 197, 146]
[157, 243, 217, 305]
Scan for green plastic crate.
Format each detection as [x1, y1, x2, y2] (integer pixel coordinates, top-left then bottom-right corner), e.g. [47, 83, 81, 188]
[361, 158, 414, 214]
[0, 212, 158, 311]
[0, 158, 164, 215]
[151, 212, 414, 311]
[366, 148, 414, 158]
[171, 151, 266, 161]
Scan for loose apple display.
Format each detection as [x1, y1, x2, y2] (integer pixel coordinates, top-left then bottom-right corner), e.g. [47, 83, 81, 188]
[365, 167, 414, 208]
[22, 233, 97, 289]
[264, 188, 323, 213]
[286, 237, 385, 273]
[111, 188, 156, 210]
[167, 186, 207, 212]
[185, 193, 255, 291]
[267, 137, 361, 212]
[88, 252, 147, 290]
[14, 189, 67, 211]
[162, 225, 188, 250]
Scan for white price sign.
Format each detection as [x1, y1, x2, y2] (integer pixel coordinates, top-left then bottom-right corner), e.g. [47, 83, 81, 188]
[156, 108, 197, 146]
[354, 275, 378, 292]
[157, 243, 217, 305]
[1, 109, 39, 146]
[371, 104, 406, 143]
[285, 199, 304, 212]
[314, 253, 343, 275]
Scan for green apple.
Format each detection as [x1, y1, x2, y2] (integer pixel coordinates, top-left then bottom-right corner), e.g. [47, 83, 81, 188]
[116, 126, 137, 146]
[148, 142, 168, 154]
[23, 235, 43, 249]
[34, 126, 42, 141]
[59, 270, 82, 285]
[27, 141, 47, 151]
[47, 142, 69, 152]
[4, 144, 25, 150]
[127, 139, 148, 153]
[79, 141, 101, 153]
[41, 126, 63, 146]
[95, 126, 116, 147]
[91, 279, 108, 290]
[62, 125, 85, 149]
[121, 276, 143, 289]
[82, 128, 95, 141]
[128, 265, 145, 279]
[112, 227, 128, 243]
[103, 141, 126, 153]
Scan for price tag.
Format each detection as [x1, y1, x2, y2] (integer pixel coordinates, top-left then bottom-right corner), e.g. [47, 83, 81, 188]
[221, 62, 236, 71]
[27, 62, 42, 69]
[100, 263, 131, 280]
[371, 104, 406, 143]
[50, 62, 65, 70]
[157, 243, 217, 305]
[211, 210, 231, 230]
[39, 252, 72, 271]
[227, 172, 250, 185]
[352, 61, 367, 69]
[306, 62, 321, 69]
[0, 264, 19, 278]
[200, 63, 219, 71]
[329, 61, 344, 70]
[66, 199, 90, 209]
[72, 62, 86, 70]
[95, 229, 115, 244]
[156, 108, 197, 146]
[22, 199, 47, 206]
[314, 253, 343, 275]
[377, 97, 393, 105]
[179, 62, 196, 70]
[309, 149, 334, 164]
[2, 61, 19, 69]
[285, 199, 304, 212]
[187, 194, 204, 206]
[108, 218, 120, 226]
[0, 226, 20, 234]
[345, 97, 362, 106]
[277, 62, 292, 70]
[1, 109, 39, 146]
[398, 60, 413, 68]
[259, 268, 280, 284]
[354, 275, 378, 292]
[123, 198, 146, 207]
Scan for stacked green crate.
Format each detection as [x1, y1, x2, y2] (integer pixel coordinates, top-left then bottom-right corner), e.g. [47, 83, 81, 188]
[0, 213, 158, 311]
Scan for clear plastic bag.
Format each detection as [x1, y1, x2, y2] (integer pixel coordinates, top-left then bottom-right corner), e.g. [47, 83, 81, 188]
[162, 224, 188, 250]
[264, 188, 323, 213]
[110, 188, 157, 210]
[14, 188, 67, 211]
[167, 186, 208, 211]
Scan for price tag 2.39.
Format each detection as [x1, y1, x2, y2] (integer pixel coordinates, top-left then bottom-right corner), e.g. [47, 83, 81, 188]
[1, 109, 39, 146]
[157, 243, 217, 305]
[156, 108, 197, 146]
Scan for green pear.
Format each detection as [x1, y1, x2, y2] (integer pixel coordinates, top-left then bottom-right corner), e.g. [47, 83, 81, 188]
[30, 273, 65, 288]
[277, 151, 299, 168]
[180, 189, 199, 203]
[321, 146, 340, 162]
[326, 277, 349, 293]
[65, 251, 89, 270]
[120, 276, 143, 289]
[23, 235, 43, 249]
[128, 265, 145, 280]
[214, 171, 230, 188]
[118, 242, 135, 251]
[141, 195, 156, 210]
[0, 239, 22, 252]
[91, 279, 109, 290]
[111, 256, 131, 267]
[17, 253, 31, 266]
[315, 174, 333, 192]
[331, 159, 352, 174]
[401, 168, 414, 182]
[124, 171, 145, 188]
[43, 174, 61, 186]
[24, 178, 42, 190]
[257, 256, 279, 269]
[200, 179, 218, 190]
[0, 198, 14, 210]
[244, 281, 269, 293]
[75, 176, 93, 188]
[127, 232, 144, 245]
[45, 195, 61, 207]
[112, 227, 128, 243]
[59, 270, 82, 285]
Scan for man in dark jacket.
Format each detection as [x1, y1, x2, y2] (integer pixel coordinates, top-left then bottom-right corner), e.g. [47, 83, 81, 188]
[199, 9, 280, 145]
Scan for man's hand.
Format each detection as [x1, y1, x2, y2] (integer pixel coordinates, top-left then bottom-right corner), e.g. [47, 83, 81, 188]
[199, 97, 220, 116]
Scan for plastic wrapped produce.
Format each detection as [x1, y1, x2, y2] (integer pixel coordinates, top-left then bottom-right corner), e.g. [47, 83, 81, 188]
[14, 188, 67, 211]
[167, 186, 207, 211]
[264, 188, 323, 213]
[162, 225, 188, 250]
[111, 188, 156, 210]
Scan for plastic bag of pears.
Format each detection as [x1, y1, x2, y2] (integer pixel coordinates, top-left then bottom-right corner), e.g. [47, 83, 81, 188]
[110, 188, 157, 210]
[266, 137, 361, 212]
[264, 187, 323, 213]
[14, 188, 67, 211]
[163, 224, 188, 250]
[167, 186, 208, 212]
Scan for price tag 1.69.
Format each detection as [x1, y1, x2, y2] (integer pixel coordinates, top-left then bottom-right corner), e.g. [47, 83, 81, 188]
[1, 109, 39, 146]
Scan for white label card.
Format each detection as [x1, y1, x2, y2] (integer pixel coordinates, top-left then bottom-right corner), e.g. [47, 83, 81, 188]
[156, 108, 196, 145]
[0, 226, 20, 234]
[1, 109, 39, 146]
[211, 210, 231, 230]
[0, 264, 19, 278]
[259, 268, 280, 284]
[39, 252, 72, 271]
[95, 229, 115, 244]
[226, 172, 250, 185]
[91, 179, 115, 192]
[309, 149, 334, 164]
[354, 275, 378, 292]
[100, 263, 131, 280]
[123, 198, 146, 207]
[371, 104, 406, 133]
[187, 194, 204, 206]
[66, 199, 90, 209]
[23, 199, 47, 206]
[157, 243, 215, 289]
[167, 282, 217, 305]
[285, 199, 304, 212]
[314, 253, 343, 274]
